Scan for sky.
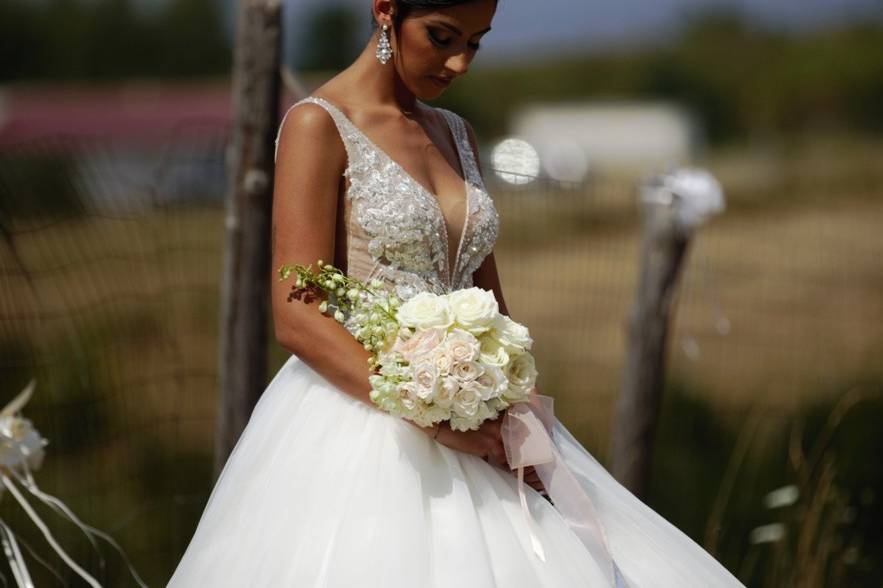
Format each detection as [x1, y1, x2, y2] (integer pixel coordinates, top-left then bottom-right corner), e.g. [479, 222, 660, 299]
[278, 0, 882, 64]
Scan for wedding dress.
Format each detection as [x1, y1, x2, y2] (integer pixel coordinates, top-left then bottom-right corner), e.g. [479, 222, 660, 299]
[167, 96, 746, 587]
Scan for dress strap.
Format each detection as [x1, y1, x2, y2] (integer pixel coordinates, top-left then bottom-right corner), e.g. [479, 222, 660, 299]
[273, 96, 360, 165]
[437, 108, 483, 187]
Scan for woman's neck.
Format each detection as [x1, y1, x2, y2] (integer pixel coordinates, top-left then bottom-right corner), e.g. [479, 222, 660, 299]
[338, 32, 420, 116]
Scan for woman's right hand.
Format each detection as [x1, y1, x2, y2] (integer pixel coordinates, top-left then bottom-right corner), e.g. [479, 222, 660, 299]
[435, 418, 508, 468]
[432, 418, 548, 495]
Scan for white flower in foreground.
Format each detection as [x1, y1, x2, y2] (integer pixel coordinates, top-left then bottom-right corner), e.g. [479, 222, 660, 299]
[397, 292, 454, 330]
[392, 327, 446, 363]
[505, 352, 538, 400]
[479, 337, 510, 367]
[474, 365, 509, 400]
[452, 360, 484, 383]
[396, 381, 420, 411]
[445, 328, 481, 363]
[411, 361, 440, 401]
[434, 376, 459, 409]
[432, 347, 454, 375]
[452, 385, 482, 418]
[448, 288, 498, 335]
[490, 314, 533, 353]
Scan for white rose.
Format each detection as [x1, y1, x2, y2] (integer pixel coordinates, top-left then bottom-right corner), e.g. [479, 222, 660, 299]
[451, 360, 484, 383]
[445, 328, 481, 363]
[433, 347, 454, 375]
[411, 361, 440, 401]
[491, 314, 533, 353]
[397, 292, 454, 330]
[461, 379, 492, 404]
[505, 352, 538, 401]
[479, 337, 510, 367]
[391, 327, 446, 363]
[450, 401, 495, 432]
[447, 288, 498, 335]
[452, 385, 482, 418]
[434, 376, 460, 408]
[396, 381, 420, 411]
[474, 365, 508, 400]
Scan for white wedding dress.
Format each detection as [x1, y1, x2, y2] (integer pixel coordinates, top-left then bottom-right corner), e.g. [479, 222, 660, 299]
[167, 97, 746, 587]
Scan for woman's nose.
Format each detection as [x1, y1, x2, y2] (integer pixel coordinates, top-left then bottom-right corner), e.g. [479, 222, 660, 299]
[446, 52, 471, 76]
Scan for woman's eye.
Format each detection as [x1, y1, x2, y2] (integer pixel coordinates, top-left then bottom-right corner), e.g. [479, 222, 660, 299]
[428, 28, 482, 51]
[428, 31, 452, 47]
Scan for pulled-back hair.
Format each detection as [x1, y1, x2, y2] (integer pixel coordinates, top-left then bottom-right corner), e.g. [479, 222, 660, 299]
[373, 0, 498, 31]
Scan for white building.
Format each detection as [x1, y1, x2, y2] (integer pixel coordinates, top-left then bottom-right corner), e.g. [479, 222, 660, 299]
[508, 101, 701, 182]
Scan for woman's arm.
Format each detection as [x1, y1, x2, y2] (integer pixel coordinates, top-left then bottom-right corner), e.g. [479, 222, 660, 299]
[271, 103, 385, 409]
[461, 120, 511, 318]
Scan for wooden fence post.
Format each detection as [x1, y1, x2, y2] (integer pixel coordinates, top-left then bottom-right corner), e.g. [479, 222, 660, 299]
[216, 0, 282, 474]
[610, 170, 725, 499]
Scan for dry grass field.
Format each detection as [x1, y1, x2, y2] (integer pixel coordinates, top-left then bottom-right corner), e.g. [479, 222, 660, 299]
[1, 136, 881, 584]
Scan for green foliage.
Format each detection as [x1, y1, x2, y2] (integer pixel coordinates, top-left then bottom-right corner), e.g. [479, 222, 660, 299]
[292, 4, 363, 72]
[440, 15, 883, 144]
[648, 375, 883, 586]
[0, 0, 230, 81]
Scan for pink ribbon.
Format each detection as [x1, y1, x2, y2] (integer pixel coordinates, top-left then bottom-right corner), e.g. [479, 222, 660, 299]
[501, 393, 622, 585]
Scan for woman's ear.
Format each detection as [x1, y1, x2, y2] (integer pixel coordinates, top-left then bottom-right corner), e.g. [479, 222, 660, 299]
[372, 0, 396, 26]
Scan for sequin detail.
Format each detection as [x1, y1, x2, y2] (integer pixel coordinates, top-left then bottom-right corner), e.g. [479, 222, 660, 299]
[274, 97, 500, 302]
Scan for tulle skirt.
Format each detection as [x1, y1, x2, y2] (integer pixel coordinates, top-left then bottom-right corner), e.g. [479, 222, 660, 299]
[167, 354, 744, 587]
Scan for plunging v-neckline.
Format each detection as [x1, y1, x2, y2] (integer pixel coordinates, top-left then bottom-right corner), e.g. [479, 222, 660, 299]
[308, 96, 470, 288]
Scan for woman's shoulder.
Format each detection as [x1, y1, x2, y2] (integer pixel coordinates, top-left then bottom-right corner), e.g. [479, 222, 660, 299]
[275, 97, 347, 166]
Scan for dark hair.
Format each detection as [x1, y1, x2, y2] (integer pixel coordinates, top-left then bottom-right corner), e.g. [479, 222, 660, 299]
[373, 0, 498, 31]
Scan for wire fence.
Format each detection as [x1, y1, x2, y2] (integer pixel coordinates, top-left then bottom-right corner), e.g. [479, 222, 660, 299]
[1, 127, 881, 586]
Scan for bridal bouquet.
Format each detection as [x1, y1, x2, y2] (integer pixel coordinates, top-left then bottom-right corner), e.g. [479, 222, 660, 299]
[279, 260, 537, 431]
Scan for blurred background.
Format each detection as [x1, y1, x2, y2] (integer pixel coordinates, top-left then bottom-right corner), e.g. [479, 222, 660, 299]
[1, 0, 881, 585]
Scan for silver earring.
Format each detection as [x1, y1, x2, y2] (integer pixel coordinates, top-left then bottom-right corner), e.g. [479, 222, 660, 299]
[376, 23, 393, 65]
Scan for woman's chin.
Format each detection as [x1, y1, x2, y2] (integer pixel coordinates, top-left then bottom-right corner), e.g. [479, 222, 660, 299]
[417, 77, 453, 100]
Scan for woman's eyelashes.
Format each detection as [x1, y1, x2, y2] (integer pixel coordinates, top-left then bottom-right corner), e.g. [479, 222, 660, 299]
[427, 28, 482, 51]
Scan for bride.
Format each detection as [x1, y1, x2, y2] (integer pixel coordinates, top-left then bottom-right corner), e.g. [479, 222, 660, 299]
[168, 1, 746, 586]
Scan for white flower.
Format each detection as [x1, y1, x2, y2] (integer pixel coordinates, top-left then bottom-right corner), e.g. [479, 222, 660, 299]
[452, 385, 482, 418]
[447, 288, 498, 335]
[397, 292, 454, 330]
[396, 381, 420, 411]
[491, 314, 533, 353]
[411, 361, 440, 401]
[450, 401, 495, 432]
[434, 376, 459, 408]
[451, 360, 484, 383]
[479, 337, 510, 367]
[505, 352, 538, 401]
[474, 365, 508, 400]
[391, 327, 446, 363]
[432, 347, 454, 375]
[445, 328, 481, 363]
[461, 379, 492, 404]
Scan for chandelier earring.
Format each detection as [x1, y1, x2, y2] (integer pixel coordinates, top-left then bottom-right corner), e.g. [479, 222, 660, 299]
[376, 23, 393, 65]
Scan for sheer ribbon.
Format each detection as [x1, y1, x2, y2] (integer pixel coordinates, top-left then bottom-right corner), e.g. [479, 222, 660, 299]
[501, 393, 627, 586]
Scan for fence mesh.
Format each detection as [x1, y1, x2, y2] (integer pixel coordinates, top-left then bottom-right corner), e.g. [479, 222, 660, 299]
[1, 127, 881, 585]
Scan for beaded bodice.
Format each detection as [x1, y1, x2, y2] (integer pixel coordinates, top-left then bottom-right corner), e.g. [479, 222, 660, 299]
[274, 96, 500, 302]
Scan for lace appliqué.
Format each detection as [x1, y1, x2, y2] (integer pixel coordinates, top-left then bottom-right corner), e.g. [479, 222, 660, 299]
[274, 97, 500, 302]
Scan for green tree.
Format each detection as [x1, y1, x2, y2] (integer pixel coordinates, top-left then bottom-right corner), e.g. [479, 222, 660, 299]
[293, 4, 362, 72]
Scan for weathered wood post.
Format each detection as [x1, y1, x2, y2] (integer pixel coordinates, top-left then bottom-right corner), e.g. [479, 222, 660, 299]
[610, 170, 725, 498]
[216, 0, 283, 473]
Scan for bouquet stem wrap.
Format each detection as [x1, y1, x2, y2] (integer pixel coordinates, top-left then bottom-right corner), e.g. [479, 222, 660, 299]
[501, 393, 626, 586]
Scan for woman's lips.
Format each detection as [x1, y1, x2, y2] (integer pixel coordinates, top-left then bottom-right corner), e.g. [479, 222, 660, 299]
[431, 76, 453, 88]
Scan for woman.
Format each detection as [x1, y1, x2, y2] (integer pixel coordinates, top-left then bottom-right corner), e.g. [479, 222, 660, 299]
[168, 1, 747, 586]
